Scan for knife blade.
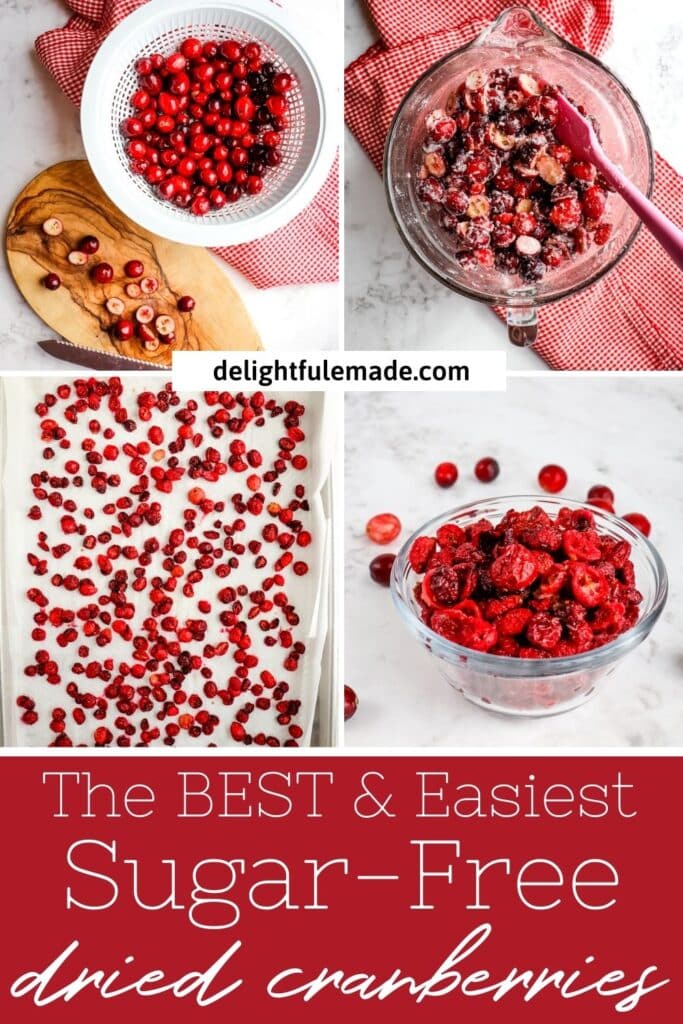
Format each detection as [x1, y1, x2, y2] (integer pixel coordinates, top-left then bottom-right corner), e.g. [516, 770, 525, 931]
[39, 338, 162, 372]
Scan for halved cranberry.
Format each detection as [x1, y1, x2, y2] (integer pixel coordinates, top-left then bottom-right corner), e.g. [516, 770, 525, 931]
[366, 513, 401, 545]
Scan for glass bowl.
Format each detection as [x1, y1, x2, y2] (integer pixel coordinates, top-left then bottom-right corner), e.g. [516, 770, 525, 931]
[390, 496, 668, 717]
[384, 6, 654, 345]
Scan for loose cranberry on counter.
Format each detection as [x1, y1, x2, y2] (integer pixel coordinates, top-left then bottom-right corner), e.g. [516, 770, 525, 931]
[407, 504, 642, 657]
[623, 513, 651, 537]
[588, 497, 615, 513]
[43, 273, 61, 290]
[475, 457, 499, 483]
[587, 484, 615, 504]
[369, 552, 396, 586]
[416, 68, 613, 282]
[344, 685, 359, 721]
[366, 513, 401, 545]
[434, 461, 458, 488]
[178, 295, 196, 312]
[538, 464, 567, 494]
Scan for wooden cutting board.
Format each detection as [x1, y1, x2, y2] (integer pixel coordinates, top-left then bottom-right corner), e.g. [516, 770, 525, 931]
[6, 160, 261, 366]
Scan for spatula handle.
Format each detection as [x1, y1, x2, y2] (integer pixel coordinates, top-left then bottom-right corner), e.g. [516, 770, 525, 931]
[596, 155, 683, 273]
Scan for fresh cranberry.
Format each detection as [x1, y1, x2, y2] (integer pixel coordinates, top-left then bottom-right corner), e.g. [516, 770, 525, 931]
[43, 273, 61, 290]
[121, 36, 295, 215]
[623, 513, 651, 537]
[124, 259, 144, 278]
[113, 319, 135, 341]
[434, 461, 458, 488]
[475, 457, 499, 483]
[369, 553, 396, 586]
[587, 484, 614, 504]
[178, 295, 196, 312]
[538, 464, 567, 494]
[588, 498, 615, 513]
[344, 685, 358, 722]
[79, 235, 100, 255]
[90, 262, 114, 285]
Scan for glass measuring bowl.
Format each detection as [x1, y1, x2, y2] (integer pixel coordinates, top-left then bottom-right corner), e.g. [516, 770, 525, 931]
[384, 6, 654, 345]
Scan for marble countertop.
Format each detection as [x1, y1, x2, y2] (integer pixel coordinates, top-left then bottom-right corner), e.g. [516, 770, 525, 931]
[345, 0, 683, 366]
[344, 379, 683, 747]
[0, 0, 339, 369]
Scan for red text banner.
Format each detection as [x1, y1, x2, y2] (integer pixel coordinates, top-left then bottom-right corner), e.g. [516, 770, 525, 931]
[1, 755, 681, 1021]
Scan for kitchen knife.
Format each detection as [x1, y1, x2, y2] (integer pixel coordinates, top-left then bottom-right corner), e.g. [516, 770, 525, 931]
[38, 338, 160, 371]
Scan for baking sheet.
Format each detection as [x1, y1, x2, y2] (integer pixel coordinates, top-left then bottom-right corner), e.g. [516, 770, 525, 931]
[0, 378, 333, 747]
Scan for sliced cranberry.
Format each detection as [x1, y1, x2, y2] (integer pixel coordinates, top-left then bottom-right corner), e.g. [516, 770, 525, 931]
[366, 513, 401, 545]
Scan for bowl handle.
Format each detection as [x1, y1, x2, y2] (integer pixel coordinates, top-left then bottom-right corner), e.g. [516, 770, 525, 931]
[506, 292, 538, 346]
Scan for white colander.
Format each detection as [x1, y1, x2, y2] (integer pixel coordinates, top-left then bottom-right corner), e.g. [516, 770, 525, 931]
[81, 0, 336, 245]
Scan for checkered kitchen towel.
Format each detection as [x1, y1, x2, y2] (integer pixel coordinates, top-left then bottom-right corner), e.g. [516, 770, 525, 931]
[36, 0, 339, 289]
[345, 0, 683, 369]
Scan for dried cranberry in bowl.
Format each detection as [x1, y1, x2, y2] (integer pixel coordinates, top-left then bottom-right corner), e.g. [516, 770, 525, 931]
[407, 504, 642, 658]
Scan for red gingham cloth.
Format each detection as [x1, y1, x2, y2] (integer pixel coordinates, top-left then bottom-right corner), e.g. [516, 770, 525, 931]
[35, 0, 339, 289]
[345, 0, 683, 370]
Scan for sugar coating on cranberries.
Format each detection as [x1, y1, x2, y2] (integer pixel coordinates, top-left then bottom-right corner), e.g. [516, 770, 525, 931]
[15, 379, 316, 748]
[123, 38, 294, 215]
[408, 505, 642, 658]
[416, 68, 613, 282]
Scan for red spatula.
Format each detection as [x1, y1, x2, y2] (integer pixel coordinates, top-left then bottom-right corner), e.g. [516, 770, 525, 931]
[555, 92, 683, 272]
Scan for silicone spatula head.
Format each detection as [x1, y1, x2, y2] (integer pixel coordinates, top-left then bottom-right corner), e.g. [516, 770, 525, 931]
[553, 92, 602, 165]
